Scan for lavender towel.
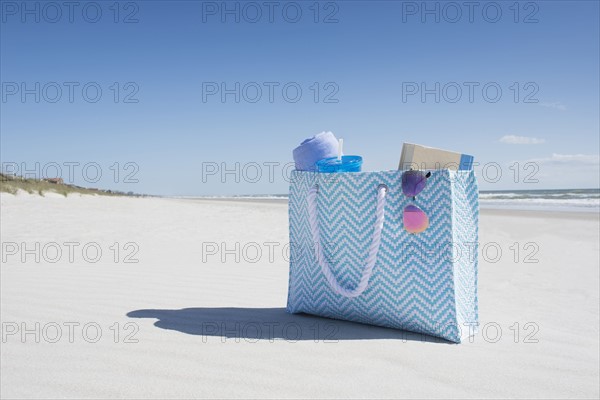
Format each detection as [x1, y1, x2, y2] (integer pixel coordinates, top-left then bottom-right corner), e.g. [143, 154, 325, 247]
[292, 131, 338, 171]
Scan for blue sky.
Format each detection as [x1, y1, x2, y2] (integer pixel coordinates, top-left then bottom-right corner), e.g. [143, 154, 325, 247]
[1, 0, 599, 195]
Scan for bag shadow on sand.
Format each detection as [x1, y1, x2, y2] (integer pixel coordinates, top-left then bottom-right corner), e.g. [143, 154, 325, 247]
[127, 307, 452, 344]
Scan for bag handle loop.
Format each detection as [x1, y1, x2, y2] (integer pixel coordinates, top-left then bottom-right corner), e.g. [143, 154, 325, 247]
[306, 184, 388, 298]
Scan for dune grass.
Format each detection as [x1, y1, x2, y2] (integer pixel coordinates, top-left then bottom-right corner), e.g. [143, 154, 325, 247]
[0, 173, 137, 197]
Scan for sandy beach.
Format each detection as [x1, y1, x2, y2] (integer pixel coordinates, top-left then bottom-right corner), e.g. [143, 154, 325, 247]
[1, 192, 598, 399]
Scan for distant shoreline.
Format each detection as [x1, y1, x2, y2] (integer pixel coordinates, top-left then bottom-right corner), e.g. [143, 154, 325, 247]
[3, 186, 598, 214]
[171, 196, 600, 216]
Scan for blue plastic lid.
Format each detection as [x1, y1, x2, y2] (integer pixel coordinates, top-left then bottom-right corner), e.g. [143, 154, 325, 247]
[316, 156, 363, 173]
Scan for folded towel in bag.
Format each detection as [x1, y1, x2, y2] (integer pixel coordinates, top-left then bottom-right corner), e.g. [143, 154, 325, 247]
[292, 131, 338, 171]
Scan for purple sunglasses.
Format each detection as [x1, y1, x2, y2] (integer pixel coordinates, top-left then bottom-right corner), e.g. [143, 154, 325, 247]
[401, 170, 431, 234]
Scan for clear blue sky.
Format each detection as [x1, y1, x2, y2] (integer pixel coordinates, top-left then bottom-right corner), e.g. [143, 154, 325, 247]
[1, 0, 599, 195]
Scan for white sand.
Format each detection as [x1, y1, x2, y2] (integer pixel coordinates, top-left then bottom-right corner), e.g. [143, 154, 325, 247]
[1, 193, 598, 399]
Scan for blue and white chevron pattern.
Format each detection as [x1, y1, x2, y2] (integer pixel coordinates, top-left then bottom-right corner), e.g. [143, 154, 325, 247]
[286, 170, 479, 343]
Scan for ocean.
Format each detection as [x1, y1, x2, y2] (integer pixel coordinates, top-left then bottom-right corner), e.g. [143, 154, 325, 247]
[184, 189, 600, 213]
[478, 189, 600, 212]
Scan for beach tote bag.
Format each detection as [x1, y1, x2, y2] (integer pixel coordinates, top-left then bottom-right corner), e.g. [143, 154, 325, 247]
[286, 169, 478, 343]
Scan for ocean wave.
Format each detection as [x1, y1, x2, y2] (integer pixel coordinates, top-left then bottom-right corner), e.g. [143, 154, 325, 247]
[480, 198, 599, 207]
[178, 190, 600, 212]
[479, 191, 599, 201]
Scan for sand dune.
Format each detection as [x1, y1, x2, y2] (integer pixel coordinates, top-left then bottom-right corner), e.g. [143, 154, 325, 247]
[1, 193, 598, 398]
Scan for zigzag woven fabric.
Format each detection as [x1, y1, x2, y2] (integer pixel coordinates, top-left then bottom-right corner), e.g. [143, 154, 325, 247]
[450, 170, 479, 336]
[286, 169, 479, 343]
